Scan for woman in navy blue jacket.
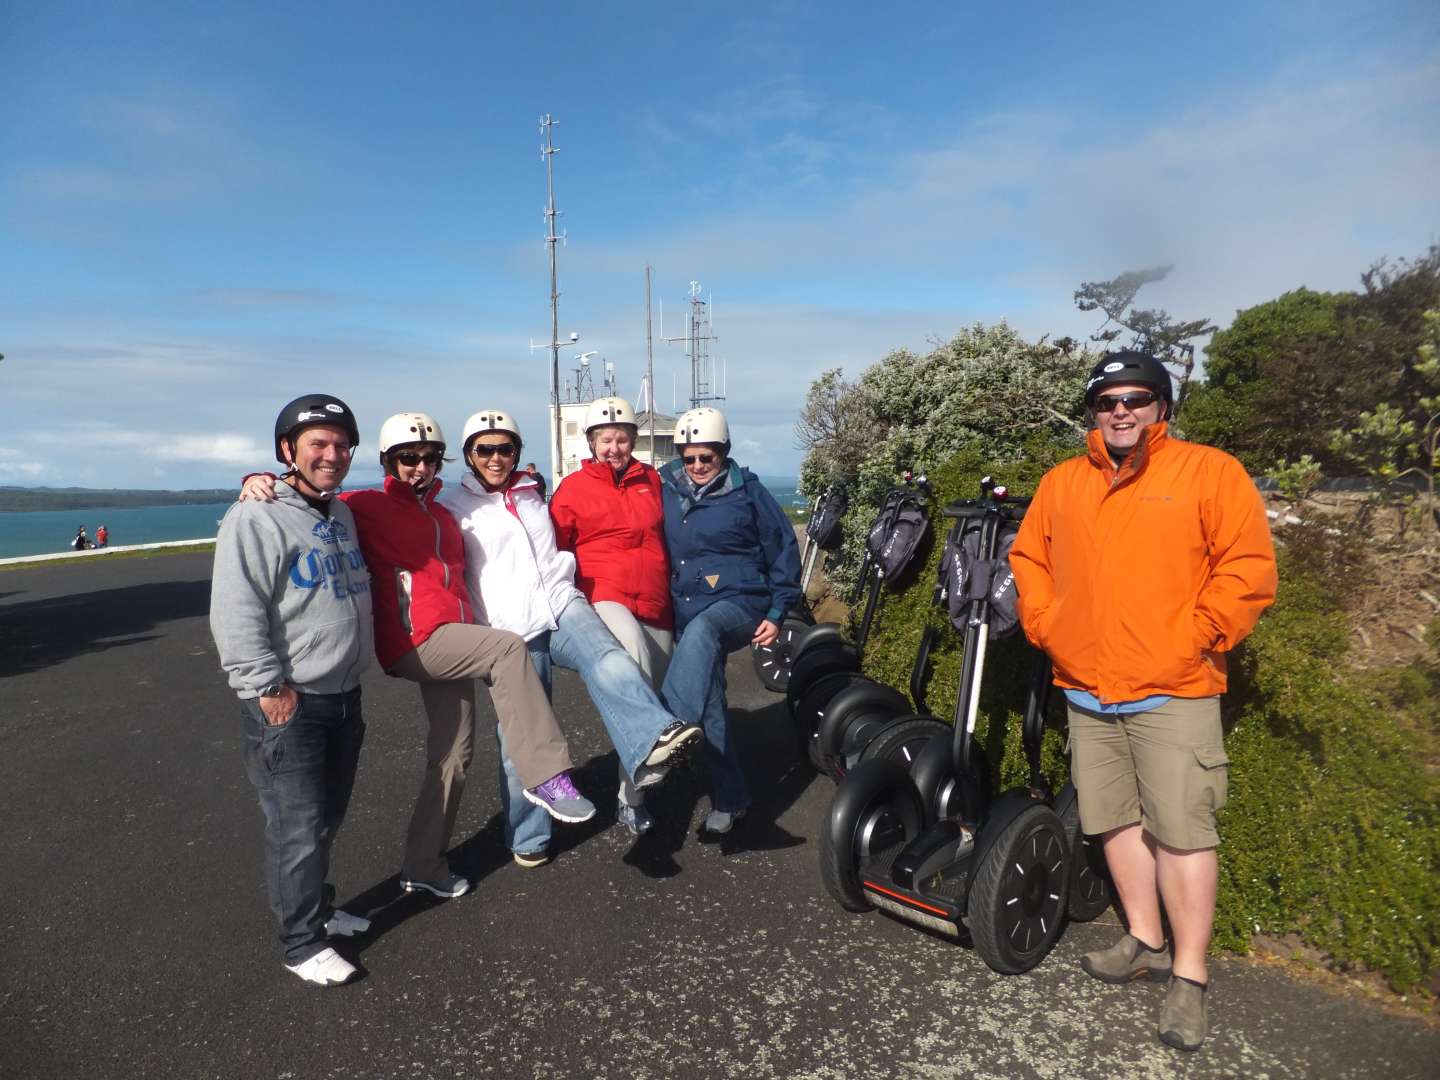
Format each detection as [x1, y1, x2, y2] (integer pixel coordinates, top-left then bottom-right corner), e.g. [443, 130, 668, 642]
[658, 407, 802, 834]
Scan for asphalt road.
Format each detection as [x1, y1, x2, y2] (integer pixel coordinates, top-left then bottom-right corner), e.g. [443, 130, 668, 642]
[1, 552, 1435, 1079]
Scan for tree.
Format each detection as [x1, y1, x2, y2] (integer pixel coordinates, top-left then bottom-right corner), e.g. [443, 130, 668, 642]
[1074, 265, 1216, 413]
[1330, 307, 1440, 535]
[793, 367, 874, 490]
[1181, 288, 1346, 466]
[796, 323, 1092, 596]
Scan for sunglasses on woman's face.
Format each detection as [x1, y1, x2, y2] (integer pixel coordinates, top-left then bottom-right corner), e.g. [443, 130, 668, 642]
[682, 452, 716, 466]
[1092, 390, 1159, 414]
[470, 441, 517, 459]
[393, 450, 441, 467]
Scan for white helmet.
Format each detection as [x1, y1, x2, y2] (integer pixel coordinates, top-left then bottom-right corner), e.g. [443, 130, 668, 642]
[462, 408, 522, 450]
[674, 406, 730, 449]
[378, 412, 445, 454]
[584, 396, 637, 434]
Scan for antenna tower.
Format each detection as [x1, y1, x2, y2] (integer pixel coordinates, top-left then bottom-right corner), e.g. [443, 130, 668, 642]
[540, 114, 565, 478]
[664, 280, 725, 409]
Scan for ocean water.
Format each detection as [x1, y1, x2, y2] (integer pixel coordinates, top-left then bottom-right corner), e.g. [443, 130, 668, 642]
[0, 476, 803, 558]
[0, 502, 234, 557]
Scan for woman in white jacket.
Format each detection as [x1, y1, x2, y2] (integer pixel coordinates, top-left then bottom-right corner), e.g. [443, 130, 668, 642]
[438, 408, 700, 865]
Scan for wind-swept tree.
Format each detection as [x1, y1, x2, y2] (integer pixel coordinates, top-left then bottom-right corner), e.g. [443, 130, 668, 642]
[1074, 265, 1216, 414]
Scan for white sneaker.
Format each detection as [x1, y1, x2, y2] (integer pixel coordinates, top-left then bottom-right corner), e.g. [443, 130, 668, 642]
[700, 807, 747, 835]
[324, 910, 371, 938]
[633, 764, 669, 790]
[285, 946, 358, 987]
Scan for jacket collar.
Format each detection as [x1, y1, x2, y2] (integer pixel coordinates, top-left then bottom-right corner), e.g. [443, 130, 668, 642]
[580, 457, 647, 486]
[383, 474, 443, 507]
[459, 469, 537, 499]
[660, 458, 742, 505]
[1087, 421, 1169, 484]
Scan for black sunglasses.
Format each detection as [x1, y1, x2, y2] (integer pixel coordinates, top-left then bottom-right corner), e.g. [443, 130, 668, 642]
[393, 450, 442, 467]
[682, 452, 717, 466]
[470, 441, 517, 459]
[1092, 390, 1159, 414]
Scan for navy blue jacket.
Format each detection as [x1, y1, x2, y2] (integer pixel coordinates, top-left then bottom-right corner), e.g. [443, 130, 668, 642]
[659, 458, 802, 633]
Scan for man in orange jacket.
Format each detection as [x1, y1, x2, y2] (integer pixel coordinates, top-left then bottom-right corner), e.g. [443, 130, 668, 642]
[1010, 350, 1277, 1052]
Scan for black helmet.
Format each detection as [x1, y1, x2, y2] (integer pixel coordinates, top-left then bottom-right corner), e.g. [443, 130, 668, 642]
[1083, 350, 1173, 414]
[273, 394, 360, 463]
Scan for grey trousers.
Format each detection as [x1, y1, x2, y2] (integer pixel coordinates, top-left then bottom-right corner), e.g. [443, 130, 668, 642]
[593, 601, 675, 807]
[390, 622, 572, 882]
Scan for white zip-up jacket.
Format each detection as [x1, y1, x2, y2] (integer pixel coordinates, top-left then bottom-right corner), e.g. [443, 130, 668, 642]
[438, 471, 582, 642]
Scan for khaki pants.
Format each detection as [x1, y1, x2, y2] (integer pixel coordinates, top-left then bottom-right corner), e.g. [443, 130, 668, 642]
[593, 601, 673, 688]
[1067, 695, 1228, 851]
[390, 623, 572, 881]
[593, 601, 674, 807]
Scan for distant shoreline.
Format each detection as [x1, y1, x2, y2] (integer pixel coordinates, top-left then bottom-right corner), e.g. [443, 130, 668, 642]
[0, 487, 238, 512]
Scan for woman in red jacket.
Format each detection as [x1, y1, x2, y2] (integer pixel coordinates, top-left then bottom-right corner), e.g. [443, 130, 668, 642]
[549, 396, 673, 833]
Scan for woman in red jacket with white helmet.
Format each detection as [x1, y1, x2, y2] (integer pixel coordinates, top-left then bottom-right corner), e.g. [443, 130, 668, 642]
[549, 396, 675, 833]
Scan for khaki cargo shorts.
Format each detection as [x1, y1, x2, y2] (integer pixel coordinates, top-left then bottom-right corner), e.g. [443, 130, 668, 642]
[1066, 695, 1228, 851]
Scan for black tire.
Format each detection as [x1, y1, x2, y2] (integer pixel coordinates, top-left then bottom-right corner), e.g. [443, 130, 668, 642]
[792, 671, 870, 766]
[1057, 788, 1111, 923]
[818, 759, 924, 912]
[751, 616, 810, 693]
[788, 622, 847, 666]
[908, 736, 990, 824]
[968, 804, 1071, 975]
[786, 640, 861, 719]
[788, 604, 816, 627]
[816, 682, 911, 781]
[858, 716, 951, 775]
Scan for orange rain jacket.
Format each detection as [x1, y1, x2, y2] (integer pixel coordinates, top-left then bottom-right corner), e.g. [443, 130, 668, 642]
[1009, 422, 1277, 704]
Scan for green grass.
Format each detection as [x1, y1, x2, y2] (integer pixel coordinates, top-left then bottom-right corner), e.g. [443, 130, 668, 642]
[0, 542, 215, 572]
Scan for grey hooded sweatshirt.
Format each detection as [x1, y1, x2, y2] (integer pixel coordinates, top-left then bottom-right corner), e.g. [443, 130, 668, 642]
[210, 482, 374, 697]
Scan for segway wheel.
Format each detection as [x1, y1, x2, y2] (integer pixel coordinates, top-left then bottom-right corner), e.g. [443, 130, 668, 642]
[968, 804, 1071, 975]
[857, 715, 950, 773]
[819, 759, 924, 912]
[792, 671, 871, 768]
[1058, 792, 1111, 923]
[751, 616, 810, 694]
[908, 736, 991, 824]
[815, 682, 911, 782]
[786, 640, 861, 719]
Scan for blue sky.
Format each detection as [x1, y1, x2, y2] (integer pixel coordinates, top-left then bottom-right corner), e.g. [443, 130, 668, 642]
[1, 1, 1436, 488]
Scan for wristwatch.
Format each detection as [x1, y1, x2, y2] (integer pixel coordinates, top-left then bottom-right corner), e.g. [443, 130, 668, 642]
[258, 682, 286, 698]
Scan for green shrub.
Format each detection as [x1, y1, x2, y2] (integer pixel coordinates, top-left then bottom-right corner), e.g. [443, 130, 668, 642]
[1215, 549, 1440, 991]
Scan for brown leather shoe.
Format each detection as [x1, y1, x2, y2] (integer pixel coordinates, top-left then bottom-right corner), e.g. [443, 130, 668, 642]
[1079, 932, 1172, 984]
[1158, 975, 1209, 1051]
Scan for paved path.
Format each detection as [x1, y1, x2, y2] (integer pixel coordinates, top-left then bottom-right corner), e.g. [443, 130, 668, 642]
[1, 552, 1435, 1079]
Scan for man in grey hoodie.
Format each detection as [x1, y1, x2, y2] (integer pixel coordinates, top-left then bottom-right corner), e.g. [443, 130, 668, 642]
[210, 394, 374, 987]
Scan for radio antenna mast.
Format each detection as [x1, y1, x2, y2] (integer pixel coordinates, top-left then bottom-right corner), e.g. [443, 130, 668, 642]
[644, 266, 656, 460]
[664, 280, 725, 409]
[541, 114, 565, 479]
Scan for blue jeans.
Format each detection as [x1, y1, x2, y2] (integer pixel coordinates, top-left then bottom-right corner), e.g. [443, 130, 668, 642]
[660, 599, 757, 813]
[239, 688, 365, 965]
[501, 596, 678, 854]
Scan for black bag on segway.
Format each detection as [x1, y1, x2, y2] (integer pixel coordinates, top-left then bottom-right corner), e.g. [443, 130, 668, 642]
[806, 486, 849, 552]
[938, 516, 1023, 638]
[866, 487, 929, 584]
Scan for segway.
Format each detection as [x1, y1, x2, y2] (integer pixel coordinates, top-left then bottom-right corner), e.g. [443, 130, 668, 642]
[810, 586, 953, 783]
[751, 485, 845, 692]
[786, 476, 933, 771]
[818, 480, 1073, 975]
